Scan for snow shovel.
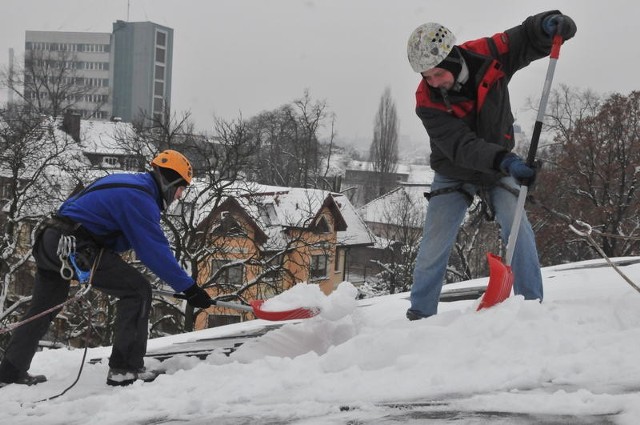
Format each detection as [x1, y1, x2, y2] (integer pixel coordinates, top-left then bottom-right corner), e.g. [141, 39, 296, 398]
[477, 34, 564, 311]
[156, 290, 320, 321]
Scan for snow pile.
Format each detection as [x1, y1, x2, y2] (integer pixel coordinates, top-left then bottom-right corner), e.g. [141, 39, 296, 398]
[260, 281, 358, 320]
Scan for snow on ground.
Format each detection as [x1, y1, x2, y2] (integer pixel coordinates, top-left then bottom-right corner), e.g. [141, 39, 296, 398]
[2, 258, 640, 424]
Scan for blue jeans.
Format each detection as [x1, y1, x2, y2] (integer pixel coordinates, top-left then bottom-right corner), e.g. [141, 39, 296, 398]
[409, 173, 543, 317]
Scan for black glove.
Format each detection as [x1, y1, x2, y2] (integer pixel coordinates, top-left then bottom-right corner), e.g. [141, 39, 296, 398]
[499, 153, 537, 185]
[183, 283, 212, 308]
[542, 14, 577, 40]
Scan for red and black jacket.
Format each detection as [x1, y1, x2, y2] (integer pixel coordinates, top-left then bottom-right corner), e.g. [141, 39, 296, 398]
[415, 10, 566, 185]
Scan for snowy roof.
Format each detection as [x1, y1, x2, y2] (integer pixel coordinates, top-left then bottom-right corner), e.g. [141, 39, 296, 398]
[346, 160, 435, 184]
[237, 184, 374, 249]
[191, 182, 375, 250]
[331, 192, 377, 246]
[79, 119, 137, 155]
[5, 257, 640, 423]
[358, 183, 429, 226]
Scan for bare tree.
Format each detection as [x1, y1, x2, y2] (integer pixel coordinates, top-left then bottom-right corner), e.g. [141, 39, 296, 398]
[2, 50, 107, 119]
[366, 87, 399, 201]
[248, 90, 335, 189]
[158, 115, 263, 331]
[189, 187, 340, 329]
[0, 104, 80, 345]
[366, 188, 423, 295]
[533, 87, 640, 263]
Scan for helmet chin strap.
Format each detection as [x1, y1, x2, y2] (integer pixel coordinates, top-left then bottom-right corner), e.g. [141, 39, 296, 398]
[456, 57, 469, 86]
[448, 51, 469, 92]
[152, 169, 182, 210]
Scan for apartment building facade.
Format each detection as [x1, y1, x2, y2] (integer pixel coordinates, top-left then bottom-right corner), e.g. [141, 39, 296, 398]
[23, 20, 173, 123]
[111, 20, 173, 123]
[25, 30, 112, 119]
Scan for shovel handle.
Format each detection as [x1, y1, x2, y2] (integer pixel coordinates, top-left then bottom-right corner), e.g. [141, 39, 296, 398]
[170, 292, 254, 313]
[505, 35, 564, 266]
[527, 34, 563, 166]
[155, 289, 320, 321]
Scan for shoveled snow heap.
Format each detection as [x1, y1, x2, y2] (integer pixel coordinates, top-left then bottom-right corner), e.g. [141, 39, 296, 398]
[260, 281, 358, 320]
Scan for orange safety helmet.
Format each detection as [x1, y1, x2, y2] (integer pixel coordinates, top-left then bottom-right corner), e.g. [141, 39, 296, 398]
[150, 150, 193, 185]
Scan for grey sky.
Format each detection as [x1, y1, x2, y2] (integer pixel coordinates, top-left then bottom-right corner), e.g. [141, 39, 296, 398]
[1, 0, 637, 149]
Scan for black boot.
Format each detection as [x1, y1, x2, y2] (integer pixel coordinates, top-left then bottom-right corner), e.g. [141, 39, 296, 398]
[406, 309, 430, 321]
[0, 359, 47, 388]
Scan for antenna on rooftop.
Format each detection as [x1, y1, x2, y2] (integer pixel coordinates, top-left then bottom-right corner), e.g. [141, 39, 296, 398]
[127, 0, 130, 21]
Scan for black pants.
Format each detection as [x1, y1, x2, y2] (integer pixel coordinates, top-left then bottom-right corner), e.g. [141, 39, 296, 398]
[1, 226, 151, 379]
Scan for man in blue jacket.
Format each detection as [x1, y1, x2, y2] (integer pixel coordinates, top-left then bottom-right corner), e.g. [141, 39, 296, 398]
[0, 150, 212, 386]
[405, 11, 576, 320]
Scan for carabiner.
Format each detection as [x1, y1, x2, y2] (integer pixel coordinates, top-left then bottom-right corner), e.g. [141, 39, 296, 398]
[59, 260, 74, 280]
[57, 235, 77, 281]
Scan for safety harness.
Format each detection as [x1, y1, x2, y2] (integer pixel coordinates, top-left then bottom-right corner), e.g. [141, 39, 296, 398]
[424, 179, 520, 223]
[51, 180, 154, 282]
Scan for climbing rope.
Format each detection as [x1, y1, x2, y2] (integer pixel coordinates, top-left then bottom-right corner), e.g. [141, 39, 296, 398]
[33, 296, 94, 403]
[567, 220, 640, 294]
[527, 195, 640, 294]
[0, 248, 103, 335]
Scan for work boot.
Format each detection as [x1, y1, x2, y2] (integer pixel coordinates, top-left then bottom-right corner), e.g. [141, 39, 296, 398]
[106, 367, 161, 386]
[0, 359, 47, 388]
[406, 309, 430, 321]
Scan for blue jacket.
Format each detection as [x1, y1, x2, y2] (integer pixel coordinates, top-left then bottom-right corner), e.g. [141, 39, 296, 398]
[58, 172, 194, 292]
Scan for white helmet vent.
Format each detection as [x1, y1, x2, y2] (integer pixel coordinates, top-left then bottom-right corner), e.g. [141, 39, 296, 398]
[407, 23, 456, 73]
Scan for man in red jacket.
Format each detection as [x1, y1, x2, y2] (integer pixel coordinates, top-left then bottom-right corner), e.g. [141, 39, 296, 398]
[406, 11, 576, 320]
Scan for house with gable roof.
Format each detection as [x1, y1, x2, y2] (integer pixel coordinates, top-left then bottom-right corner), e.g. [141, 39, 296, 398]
[191, 183, 375, 329]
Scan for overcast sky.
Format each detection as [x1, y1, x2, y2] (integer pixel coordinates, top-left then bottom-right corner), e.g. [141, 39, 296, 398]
[1, 0, 638, 150]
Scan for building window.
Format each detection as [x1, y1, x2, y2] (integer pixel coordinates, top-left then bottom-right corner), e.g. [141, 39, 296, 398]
[211, 260, 244, 285]
[155, 47, 165, 63]
[155, 65, 165, 80]
[263, 253, 284, 282]
[156, 31, 166, 47]
[315, 216, 330, 233]
[123, 157, 140, 171]
[153, 97, 164, 113]
[0, 178, 12, 199]
[310, 255, 328, 280]
[154, 81, 164, 96]
[207, 314, 241, 328]
[212, 213, 246, 237]
[102, 156, 119, 168]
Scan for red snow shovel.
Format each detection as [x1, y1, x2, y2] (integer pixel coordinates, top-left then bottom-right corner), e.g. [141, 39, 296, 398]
[477, 34, 564, 311]
[164, 291, 320, 321]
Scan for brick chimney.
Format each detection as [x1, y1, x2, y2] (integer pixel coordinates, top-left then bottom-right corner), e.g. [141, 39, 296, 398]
[61, 111, 81, 143]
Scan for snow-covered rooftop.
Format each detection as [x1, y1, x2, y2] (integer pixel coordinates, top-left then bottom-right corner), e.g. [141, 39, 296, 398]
[3, 257, 640, 423]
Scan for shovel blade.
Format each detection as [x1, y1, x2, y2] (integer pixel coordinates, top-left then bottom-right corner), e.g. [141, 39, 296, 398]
[250, 300, 320, 321]
[477, 253, 514, 311]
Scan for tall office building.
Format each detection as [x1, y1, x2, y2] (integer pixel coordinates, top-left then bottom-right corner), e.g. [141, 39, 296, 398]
[23, 21, 173, 123]
[24, 31, 112, 119]
[111, 21, 173, 123]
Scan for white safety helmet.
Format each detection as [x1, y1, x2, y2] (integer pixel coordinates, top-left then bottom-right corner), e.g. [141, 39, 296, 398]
[407, 22, 456, 73]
